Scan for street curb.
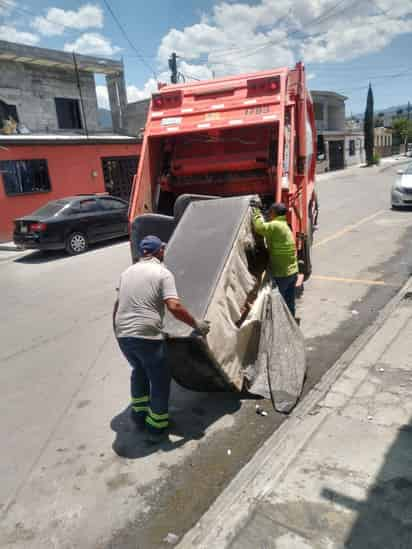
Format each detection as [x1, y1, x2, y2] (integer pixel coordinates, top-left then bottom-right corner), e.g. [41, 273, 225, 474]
[0, 244, 21, 251]
[177, 275, 412, 548]
[378, 158, 411, 173]
[317, 157, 409, 183]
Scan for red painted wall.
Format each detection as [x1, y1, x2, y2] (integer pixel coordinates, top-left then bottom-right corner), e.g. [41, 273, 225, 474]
[0, 141, 141, 242]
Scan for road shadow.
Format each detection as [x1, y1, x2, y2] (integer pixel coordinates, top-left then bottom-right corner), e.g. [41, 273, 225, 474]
[111, 381, 242, 459]
[391, 205, 412, 212]
[322, 417, 412, 548]
[14, 236, 129, 264]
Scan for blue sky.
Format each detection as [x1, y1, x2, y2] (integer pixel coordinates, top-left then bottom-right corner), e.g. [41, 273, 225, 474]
[0, 0, 411, 114]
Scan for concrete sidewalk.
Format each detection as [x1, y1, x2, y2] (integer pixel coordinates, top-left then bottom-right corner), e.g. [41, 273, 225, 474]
[316, 154, 408, 183]
[178, 277, 412, 549]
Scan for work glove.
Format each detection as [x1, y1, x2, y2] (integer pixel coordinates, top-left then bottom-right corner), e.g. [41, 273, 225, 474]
[249, 197, 262, 209]
[194, 319, 211, 337]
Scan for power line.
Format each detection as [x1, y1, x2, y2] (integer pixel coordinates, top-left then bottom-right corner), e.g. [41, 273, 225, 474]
[188, 9, 294, 59]
[183, 0, 352, 63]
[232, 0, 361, 62]
[182, 72, 202, 81]
[336, 69, 412, 93]
[102, 0, 157, 78]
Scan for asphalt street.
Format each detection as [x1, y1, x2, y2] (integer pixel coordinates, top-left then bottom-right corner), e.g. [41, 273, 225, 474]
[1, 161, 412, 549]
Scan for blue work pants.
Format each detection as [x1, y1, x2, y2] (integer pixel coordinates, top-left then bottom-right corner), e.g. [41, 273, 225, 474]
[272, 274, 298, 318]
[117, 337, 170, 433]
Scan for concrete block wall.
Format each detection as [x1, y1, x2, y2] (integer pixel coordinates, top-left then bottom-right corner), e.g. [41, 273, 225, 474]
[106, 72, 127, 134]
[345, 135, 365, 167]
[126, 99, 149, 136]
[0, 60, 99, 132]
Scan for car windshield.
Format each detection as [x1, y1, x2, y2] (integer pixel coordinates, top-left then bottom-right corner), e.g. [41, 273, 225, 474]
[31, 201, 68, 217]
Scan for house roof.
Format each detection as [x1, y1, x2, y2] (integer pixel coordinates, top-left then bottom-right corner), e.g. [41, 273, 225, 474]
[0, 133, 141, 145]
[0, 40, 123, 75]
[311, 90, 348, 102]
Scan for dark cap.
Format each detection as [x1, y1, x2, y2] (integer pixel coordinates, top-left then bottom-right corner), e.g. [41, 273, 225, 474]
[138, 235, 165, 255]
[269, 202, 288, 216]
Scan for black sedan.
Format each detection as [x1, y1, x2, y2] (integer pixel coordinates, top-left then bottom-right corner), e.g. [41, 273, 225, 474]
[13, 195, 129, 255]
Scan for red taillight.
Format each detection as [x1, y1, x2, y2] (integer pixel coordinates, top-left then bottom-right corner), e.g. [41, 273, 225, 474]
[269, 78, 280, 92]
[152, 91, 182, 110]
[247, 76, 281, 96]
[153, 94, 163, 108]
[30, 222, 47, 232]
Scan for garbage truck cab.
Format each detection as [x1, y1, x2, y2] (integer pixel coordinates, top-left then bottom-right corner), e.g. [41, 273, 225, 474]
[129, 61, 317, 278]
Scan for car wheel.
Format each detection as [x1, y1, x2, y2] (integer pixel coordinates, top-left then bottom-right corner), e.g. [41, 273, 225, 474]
[66, 232, 88, 255]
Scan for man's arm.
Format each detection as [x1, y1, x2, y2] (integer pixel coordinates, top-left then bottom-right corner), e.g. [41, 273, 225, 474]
[252, 208, 269, 236]
[165, 298, 196, 327]
[165, 298, 210, 336]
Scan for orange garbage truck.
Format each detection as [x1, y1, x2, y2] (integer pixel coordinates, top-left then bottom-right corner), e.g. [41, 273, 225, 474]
[129, 61, 317, 278]
[127, 61, 315, 406]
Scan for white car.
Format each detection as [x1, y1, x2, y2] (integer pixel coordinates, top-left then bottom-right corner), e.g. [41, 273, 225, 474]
[391, 163, 412, 208]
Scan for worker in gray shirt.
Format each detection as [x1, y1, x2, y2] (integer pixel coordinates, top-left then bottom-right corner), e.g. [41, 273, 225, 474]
[113, 235, 210, 442]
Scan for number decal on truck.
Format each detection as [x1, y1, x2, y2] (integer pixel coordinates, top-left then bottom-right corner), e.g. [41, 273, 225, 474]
[244, 106, 270, 116]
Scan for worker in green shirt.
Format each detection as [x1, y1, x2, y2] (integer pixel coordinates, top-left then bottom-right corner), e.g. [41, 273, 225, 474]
[252, 202, 299, 318]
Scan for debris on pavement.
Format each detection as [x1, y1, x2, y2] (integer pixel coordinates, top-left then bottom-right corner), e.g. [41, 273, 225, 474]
[351, 310, 359, 316]
[163, 532, 179, 545]
[255, 405, 268, 417]
[227, 449, 232, 456]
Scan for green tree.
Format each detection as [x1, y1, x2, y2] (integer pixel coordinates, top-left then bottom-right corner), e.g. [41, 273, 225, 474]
[392, 117, 412, 144]
[364, 83, 374, 165]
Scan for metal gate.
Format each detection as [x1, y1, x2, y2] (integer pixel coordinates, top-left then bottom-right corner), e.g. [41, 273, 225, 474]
[328, 140, 344, 171]
[101, 156, 139, 202]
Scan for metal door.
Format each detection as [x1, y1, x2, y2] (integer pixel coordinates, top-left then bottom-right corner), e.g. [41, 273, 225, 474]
[328, 140, 344, 171]
[101, 156, 139, 201]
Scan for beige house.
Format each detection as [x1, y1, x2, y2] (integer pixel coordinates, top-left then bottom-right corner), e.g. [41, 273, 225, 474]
[312, 90, 364, 172]
[374, 126, 392, 157]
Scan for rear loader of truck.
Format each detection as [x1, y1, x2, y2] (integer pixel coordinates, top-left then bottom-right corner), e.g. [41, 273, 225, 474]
[128, 62, 315, 410]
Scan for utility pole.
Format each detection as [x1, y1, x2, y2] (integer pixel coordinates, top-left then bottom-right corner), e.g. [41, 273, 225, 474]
[72, 52, 89, 137]
[168, 52, 178, 84]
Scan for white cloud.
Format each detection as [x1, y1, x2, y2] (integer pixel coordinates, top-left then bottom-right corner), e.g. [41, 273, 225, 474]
[127, 79, 160, 102]
[0, 0, 15, 16]
[0, 25, 39, 45]
[97, 81, 160, 108]
[32, 4, 103, 37]
[302, 14, 412, 63]
[64, 33, 120, 56]
[126, 0, 412, 104]
[155, 0, 412, 76]
[96, 84, 109, 109]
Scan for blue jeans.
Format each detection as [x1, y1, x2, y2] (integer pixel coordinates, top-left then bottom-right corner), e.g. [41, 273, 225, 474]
[117, 337, 170, 433]
[272, 274, 298, 318]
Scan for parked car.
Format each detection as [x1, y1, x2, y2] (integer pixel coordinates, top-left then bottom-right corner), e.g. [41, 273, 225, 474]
[391, 163, 412, 209]
[13, 195, 129, 254]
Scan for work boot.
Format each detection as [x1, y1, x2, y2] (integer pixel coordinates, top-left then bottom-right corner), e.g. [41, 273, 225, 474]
[145, 430, 169, 444]
[130, 411, 146, 432]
